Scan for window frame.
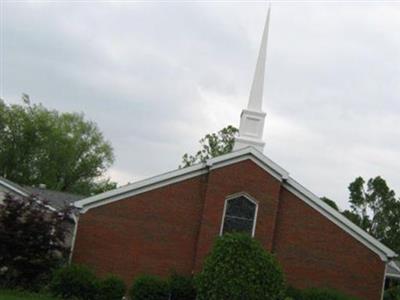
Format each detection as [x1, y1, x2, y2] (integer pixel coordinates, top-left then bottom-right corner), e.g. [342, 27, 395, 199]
[219, 192, 259, 237]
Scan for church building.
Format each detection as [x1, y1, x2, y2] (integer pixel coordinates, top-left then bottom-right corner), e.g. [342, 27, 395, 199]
[72, 9, 397, 300]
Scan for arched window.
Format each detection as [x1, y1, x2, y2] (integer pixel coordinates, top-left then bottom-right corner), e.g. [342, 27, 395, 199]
[221, 194, 258, 236]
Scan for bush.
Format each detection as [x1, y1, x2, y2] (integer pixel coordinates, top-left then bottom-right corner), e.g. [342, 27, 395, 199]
[97, 275, 127, 300]
[169, 273, 196, 300]
[286, 286, 304, 299]
[196, 233, 286, 300]
[286, 287, 358, 300]
[49, 265, 98, 300]
[0, 194, 71, 289]
[384, 286, 400, 300]
[130, 275, 169, 300]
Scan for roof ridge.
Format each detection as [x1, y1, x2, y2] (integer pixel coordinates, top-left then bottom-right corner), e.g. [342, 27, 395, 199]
[73, 148, 397, 261]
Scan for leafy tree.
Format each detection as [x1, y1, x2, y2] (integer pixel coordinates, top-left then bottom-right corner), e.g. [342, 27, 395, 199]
[180, 125, 238, 168]
[196, 233, 286, 300]
[0, 193, 71, 288]
[0, 98, 115, 195]
[342, 176, 400, 254]
[321, 197, 339, 211]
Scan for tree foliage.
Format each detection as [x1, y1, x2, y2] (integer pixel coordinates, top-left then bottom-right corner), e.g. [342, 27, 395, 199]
[180, 125, 238, 168]
[384, 285, 400, 300]
[343, 176, 400, 254]
[196, 233, 286, 300]
[0, 98, 115, 195]
[0, 193, 71, 288]
[320, 197, 339, 211]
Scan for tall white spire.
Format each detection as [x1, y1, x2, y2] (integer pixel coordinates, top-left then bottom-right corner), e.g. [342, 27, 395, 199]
[248, 6, 271, 111]
[233, 6, 271, 153]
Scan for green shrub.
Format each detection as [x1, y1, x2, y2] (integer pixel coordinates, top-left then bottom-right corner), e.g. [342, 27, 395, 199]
[196, 233, 286, 300]
[0, 194, 71, 290]
[169, 273, 196, 300]
[291, 287, 358, 300]
[286, 286, 304, 299]
[384, 286, 400, 300]
[49, 265, 98, 300]
[130, 275, 169, 300]
[302, 288, 358, 300]
[97, 275, 126, 300]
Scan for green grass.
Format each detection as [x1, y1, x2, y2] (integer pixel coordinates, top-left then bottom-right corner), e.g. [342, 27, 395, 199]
[0, 290, 60, 300]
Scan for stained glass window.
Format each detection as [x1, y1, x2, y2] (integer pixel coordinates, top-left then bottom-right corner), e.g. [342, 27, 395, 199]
[222, 195, 257, 236]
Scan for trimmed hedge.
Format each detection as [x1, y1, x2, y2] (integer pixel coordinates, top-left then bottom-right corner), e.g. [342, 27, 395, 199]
[130, 275, 169, 300]
[49, 265, 126, 300]
[49, 265, 98, 300]
[97, 275, 126, 300]
[196, 233, 286, 300]
[286, 286, 359, 300]
[169, 273, 196, 300]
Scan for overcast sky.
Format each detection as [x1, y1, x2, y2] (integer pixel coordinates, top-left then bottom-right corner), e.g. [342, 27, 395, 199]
[1, 1, 399, 210]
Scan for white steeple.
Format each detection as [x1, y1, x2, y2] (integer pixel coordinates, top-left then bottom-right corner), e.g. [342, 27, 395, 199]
[233, 6, 271, 153]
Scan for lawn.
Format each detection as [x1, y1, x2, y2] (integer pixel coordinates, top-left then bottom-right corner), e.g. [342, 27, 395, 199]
[0, 290, 60, 300]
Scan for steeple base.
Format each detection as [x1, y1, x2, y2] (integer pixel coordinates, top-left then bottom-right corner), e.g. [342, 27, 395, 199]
[233, 109, 266, 153]
[233, 136, 265, 153]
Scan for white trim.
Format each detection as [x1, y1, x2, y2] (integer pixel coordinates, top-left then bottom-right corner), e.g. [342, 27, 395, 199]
[389, 261, 400, 273]
[0, 179, 28, 197]
[68, 214, 79, 264]
[75, 147, 289, 213]
[283, 178, 397, 260]
[386, 261, 400, 280]
[0, 178, 58, 212]
[75, 163, 208, 212]
[381, 263, 387, 300]
[73, 147, 397, 261]
[219, 192, 259, 237]
[209, 147, 289, 180]
[386, 272, 400, 279]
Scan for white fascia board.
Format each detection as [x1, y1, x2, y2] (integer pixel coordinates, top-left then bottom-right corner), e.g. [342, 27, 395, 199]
[71, 147, 397, 261]
[389, 261, 400, 273]
[386, 272, 400, 279]
[284, 178, 397, 261]
[0, 179, 29, 197]
[74, 163, 208, 212]
[209, 147, 290, 180]
[0, 179, 58, 212]
[75, 148, 290, 212]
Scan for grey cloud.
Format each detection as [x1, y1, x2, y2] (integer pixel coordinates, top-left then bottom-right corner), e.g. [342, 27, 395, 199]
[2, 2, 400, 210]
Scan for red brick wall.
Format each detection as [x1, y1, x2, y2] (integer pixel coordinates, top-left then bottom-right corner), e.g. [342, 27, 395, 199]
[73, 159, 385, 299]
[273, 188, 385, 300]
[193, 160, 282, 271]
[72, 174, 208, 285]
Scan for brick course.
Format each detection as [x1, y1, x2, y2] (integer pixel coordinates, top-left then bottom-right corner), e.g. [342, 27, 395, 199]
[72, 159, 385, 300]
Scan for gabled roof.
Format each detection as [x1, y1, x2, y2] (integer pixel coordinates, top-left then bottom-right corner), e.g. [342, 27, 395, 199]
[387, 261, 400, 279]
[74, 147, 397, 261]
[23, 186, 85, 211]
[0, 177, 84, 212]
[0, 176, 29, 197]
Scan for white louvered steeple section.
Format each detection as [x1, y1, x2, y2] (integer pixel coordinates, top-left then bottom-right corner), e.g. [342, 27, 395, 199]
[234, 6, 271, 153]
